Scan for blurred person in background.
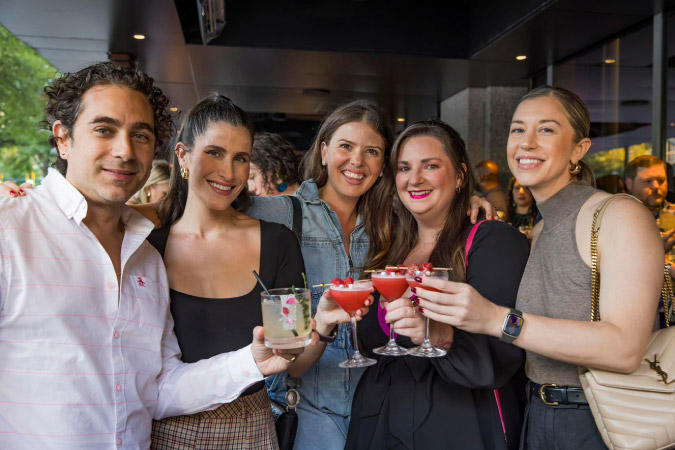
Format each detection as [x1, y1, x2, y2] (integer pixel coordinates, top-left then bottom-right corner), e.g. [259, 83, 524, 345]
[248, 131, 302, 196]
[128, 159, 170, 204]
[625, 155, 675, 255]
[507, 177, 538, 232]
[475, 160, 509, 220]
[595, 174, 626, 194]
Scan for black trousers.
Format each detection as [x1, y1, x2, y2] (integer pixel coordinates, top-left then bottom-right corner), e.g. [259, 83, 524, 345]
[519, 384, 606, 450]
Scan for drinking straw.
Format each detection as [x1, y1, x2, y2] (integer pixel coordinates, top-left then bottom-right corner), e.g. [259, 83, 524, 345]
[252, 270, 270, 295]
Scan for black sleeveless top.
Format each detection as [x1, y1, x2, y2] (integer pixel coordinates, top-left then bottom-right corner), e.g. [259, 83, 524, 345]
[148, 220, 305, 368]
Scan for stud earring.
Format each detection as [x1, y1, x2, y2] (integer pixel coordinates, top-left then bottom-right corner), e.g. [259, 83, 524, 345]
[569, 161, 582, 175]
[321, 159, 326, 166]
[379, 171, 384, 178]
[180, 166, 190, 180]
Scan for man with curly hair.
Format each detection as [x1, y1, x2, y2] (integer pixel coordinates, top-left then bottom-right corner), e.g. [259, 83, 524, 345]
[0, 62, 302, 448]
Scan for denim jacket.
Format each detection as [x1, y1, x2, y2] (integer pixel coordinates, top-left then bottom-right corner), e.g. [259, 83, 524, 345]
[246, 180, 369, 416]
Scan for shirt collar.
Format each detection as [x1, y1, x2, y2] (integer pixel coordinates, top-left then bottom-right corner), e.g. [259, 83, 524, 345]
[41, 169, 155, 237]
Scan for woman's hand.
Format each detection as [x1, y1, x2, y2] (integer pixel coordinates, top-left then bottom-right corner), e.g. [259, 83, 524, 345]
[467, 195, 498, 223]
[251, 324, 319, 377]
[383, 296, 425, 344]
[314, 288, 372, 334]
[0, 181, 31, 197]
[414, 277, 505, 338]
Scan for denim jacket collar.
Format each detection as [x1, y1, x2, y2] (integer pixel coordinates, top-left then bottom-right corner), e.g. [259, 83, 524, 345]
[296, 180, 365, 229]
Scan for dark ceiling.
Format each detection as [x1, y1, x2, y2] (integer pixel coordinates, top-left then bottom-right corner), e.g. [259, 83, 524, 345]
[0, 0, 674, 149]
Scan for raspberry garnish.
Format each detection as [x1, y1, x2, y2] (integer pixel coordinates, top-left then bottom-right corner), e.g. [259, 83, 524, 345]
[420, 262, 434, 272]
[343, 277, 354, 285]
[331, 278, 343, 287]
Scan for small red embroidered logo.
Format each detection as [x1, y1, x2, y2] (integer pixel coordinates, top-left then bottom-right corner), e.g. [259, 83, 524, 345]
[137, 277, 146, 287]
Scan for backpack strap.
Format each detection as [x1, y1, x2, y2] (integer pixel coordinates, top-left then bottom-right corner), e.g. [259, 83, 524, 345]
[289, 196, 303, 244]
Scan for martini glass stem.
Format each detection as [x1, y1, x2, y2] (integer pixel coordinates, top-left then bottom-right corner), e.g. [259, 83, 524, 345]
[350, 315, 365, 361]
[421, 317, 432, 349]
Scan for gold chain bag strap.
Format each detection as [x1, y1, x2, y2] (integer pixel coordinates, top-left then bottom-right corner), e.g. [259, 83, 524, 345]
[579, 193, 675, 450]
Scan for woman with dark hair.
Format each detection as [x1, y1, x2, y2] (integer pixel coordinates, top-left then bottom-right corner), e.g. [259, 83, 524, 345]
[506, 177, 538, 230]
[345, 120, 529, 449]
[248, 131, 301, 196]
[118, 94, 358, 449]
[410, 86, 663, 449]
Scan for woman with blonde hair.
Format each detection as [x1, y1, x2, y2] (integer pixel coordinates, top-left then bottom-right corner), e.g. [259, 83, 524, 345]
[128, 159, 170, 204]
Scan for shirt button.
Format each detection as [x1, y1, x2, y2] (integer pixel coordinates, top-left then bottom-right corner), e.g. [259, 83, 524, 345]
[107, 282, 115, 289]
[116, 384, 121, 392]
[117, 437, 122, 446]
[114, 331, 120, 339]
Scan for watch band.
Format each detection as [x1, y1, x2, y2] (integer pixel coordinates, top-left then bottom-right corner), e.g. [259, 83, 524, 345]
[499, 308, 524, 344]
[314, 326, 338, 343]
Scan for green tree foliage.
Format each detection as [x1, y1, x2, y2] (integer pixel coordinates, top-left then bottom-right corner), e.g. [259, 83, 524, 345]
[0, 24, 58, 181]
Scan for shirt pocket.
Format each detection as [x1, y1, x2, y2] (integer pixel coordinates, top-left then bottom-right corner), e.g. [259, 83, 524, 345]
[121, 274, 167, 370]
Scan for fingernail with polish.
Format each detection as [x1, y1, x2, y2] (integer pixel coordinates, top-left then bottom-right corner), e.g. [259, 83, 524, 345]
[418, 307, 425, 314]
[9, 191, 16, 197]
[414, 276, 422, 283]
[409, 294, 417, 302]
[410, 287, 416, 293]
[18, 189, 24, 195]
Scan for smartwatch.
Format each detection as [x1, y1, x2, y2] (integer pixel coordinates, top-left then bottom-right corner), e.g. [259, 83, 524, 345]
[499, 308, 524, 344]
[314, 326, 338, 343]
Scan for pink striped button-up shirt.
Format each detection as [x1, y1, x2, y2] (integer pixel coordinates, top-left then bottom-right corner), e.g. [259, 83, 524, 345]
[0, 170, 263, 449]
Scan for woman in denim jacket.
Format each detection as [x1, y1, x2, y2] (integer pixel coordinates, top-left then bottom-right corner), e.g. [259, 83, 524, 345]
[247, 100, 395, 450]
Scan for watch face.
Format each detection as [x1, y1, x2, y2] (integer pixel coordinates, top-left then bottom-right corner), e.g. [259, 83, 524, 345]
[504, 314, 524, 337]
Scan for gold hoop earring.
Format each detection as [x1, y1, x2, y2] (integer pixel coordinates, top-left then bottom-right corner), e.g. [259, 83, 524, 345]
[180, 166, 190, 180]
[569, 161, 582, 175]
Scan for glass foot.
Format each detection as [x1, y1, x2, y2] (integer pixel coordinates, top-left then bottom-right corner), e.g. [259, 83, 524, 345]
[338, 355, 377, 368]
[373, 341, 409, 356]
[407, 344, 446, 358]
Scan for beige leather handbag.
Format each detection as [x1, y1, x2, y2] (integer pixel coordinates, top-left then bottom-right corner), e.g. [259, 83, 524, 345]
[579, 194, 675, 450]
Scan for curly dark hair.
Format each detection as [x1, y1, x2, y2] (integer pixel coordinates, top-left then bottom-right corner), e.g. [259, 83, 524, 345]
[41, 61, 174, 175]
[251, 131, 300, 194]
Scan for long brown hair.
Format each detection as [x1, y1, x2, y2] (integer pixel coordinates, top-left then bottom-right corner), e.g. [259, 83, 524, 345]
[157, 94, 254, 226]
[301, 100, 396, 271]
[366, 120, 475, 281]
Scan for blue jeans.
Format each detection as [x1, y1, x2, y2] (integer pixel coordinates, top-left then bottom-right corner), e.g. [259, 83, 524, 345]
[295, 345, 364, 450]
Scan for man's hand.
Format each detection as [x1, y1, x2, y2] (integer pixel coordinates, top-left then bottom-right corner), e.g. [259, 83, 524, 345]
[0, 181, 31, 197]
[250, 325, 317, 377]
[467, 195, 498, 223]
[661, 229, 675, 253]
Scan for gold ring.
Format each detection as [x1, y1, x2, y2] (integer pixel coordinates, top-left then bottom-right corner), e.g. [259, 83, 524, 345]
[289, 355, 298, 363]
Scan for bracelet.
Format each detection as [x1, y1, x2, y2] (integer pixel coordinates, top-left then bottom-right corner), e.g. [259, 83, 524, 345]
[313, 326, 338, 343]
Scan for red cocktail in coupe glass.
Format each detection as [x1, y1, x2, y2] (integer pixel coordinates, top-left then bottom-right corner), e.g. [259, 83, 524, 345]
[405, 267, 450, 358]
[371, 269, 409, 356]
[330, 279, 377, 368]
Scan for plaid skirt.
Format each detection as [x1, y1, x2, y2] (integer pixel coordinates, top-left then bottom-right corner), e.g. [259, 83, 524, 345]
[151, 388, 279, 450]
